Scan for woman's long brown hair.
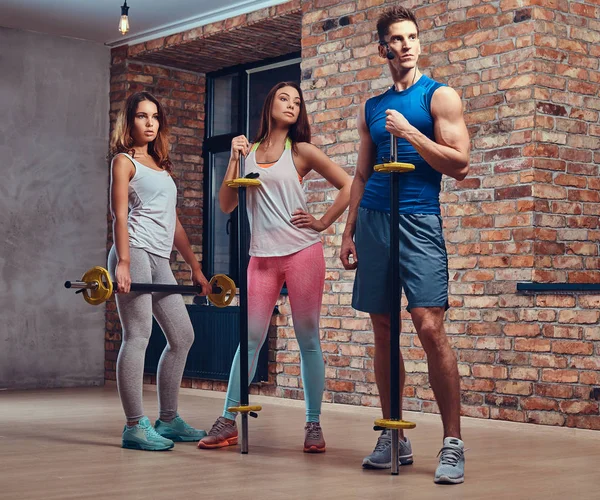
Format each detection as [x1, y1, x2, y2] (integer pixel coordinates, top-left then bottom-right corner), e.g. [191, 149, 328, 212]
[254, 82, 311, 152]
[109, 92, 173, 173]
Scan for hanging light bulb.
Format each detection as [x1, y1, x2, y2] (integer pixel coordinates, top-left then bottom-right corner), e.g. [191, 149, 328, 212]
[119, 1, 130, 35]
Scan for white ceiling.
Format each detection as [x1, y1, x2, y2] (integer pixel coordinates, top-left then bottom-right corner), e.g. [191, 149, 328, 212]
[0, 0, 288, 46]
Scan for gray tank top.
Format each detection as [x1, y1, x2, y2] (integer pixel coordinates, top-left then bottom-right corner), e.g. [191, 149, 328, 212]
[245, 139, 321, 257]
[111, 153, 177, 258]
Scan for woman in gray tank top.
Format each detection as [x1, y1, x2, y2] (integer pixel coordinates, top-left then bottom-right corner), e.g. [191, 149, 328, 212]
[108, 92, 211, 451]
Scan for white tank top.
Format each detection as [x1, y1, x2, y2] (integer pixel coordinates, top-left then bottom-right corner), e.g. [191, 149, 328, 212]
[245, 139, 321, 257]
[111, 153, 178, 259]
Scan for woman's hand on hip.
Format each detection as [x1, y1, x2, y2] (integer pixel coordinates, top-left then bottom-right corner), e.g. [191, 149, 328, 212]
[291, 209, 326, 232]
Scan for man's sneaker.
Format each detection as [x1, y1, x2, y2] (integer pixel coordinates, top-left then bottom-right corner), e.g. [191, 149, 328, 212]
[434, 437, 465, 484]
[362, 430, 413, 469]
[304, 422, 326, 453]
[197, 416, 238, 449]
[122, 416, 174, 451]
[154, 414, 207, 442]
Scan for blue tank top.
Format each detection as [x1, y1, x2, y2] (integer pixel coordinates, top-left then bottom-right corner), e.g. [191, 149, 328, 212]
[361, 74, 446, 214]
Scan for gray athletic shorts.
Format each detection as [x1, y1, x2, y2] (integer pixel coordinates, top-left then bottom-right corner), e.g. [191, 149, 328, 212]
[352, 207, 449, 314]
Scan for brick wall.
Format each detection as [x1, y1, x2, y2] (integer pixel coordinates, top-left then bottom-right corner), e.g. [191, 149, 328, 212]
[299, 0, 600, 429]
[106, 0, 600, 429]
[525, 0, 600, 428]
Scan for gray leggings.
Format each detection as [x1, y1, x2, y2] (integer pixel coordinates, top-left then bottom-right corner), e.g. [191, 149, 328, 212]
[108, 246, 194, 422]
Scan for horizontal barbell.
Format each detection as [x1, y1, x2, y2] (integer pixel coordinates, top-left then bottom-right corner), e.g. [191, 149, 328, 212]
[65, 266, 236, 307]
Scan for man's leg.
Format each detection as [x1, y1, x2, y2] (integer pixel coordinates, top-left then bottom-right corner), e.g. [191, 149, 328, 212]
[370, 313, 406, 429]
[412, 306, 464, 484]
[361, 312, 413, 469]
[351, 207, 413, 468]
[411, 306, 461, 439]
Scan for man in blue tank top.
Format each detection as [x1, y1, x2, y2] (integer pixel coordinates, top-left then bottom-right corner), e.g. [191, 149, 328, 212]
[340, 6, 471, 485]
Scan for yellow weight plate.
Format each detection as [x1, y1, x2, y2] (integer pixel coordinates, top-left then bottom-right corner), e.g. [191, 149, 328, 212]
[208, 274, 236, 307]
[227, 405, 262, 413]
[81, 266, 114, 306]
[374, 418, 416, 430]
[374, 162, 415, 173]
[226, 178, 262, 188]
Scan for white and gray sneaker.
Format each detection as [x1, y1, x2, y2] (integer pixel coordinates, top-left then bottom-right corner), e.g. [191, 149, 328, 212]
[362, 430, 414, 469]
[434, 437, 465, 484]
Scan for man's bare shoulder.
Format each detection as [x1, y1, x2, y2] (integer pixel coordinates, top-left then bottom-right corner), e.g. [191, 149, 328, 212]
[431, 86, 463, 117]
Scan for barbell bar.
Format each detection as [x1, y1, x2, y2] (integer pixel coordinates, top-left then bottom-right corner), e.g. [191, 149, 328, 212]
[65, 266, 236, 308]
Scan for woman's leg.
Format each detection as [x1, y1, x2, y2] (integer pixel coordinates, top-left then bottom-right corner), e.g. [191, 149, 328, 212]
[222, 255, 284, 418]
[109, 247, 174, 450]
[284, 243, 326, 425]
[109, 246, 153, 423]
[149, 253, 194, 422]
[150, 254, 205, 441]
[199, 256, 283, 449]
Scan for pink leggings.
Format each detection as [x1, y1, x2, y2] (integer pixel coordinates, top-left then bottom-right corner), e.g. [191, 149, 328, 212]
[223, 242, 326, 422]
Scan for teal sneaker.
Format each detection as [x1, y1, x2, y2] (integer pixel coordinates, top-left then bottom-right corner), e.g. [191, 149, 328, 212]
[154, 414, 207, 442]
[122, 416, 174, 451]
[434, 437, 465, 484]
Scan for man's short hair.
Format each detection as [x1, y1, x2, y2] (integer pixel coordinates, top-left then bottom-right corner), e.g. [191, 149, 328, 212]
[376, 6, 419, 42]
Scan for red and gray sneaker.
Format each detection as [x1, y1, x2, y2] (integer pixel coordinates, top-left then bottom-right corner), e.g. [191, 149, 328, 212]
[197, 416, 238, 449]
[303, 422, 326, 453]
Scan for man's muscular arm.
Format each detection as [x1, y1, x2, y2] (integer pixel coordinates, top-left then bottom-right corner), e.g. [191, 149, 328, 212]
[384, 86, 470, 181]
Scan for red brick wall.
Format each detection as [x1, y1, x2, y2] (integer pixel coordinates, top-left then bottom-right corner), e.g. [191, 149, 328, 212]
[106, 0, 600, 429]
[525, 1, 600, 428]
[299, 0, 600, 429]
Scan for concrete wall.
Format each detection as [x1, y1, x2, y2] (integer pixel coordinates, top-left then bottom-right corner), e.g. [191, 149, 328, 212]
[0, 27, 110, 388]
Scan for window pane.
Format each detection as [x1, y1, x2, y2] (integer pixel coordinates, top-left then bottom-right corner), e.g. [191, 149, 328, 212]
[247, 63, 300, 140]
[213, 74, 239, 135]
[212, 151, 233, 276]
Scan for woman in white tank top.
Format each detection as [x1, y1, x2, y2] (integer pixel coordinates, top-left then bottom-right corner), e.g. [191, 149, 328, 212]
[108, 92, 210, 451]
[198, 82, 351, 453]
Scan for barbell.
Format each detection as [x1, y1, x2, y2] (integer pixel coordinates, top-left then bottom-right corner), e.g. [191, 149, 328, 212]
[65, 266, 236, 307]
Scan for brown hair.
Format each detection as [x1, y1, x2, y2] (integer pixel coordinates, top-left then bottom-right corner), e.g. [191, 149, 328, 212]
[109, 92, 173, 173]
[376, 6, 419, 43]
[254, 82, 311, 152]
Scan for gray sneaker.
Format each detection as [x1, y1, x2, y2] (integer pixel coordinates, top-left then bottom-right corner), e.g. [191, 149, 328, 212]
[434, 437, 465, 484]
[362, 430, 414, 469]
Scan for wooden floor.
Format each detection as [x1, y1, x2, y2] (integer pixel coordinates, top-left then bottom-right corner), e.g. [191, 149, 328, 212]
[1, 386, 599, 500]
